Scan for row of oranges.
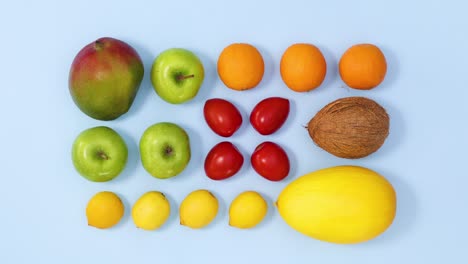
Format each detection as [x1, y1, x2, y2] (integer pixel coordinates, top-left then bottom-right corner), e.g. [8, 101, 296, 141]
[217, 43, 387, 92]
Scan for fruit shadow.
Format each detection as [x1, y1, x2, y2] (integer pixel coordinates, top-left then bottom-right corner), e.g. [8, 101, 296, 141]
[167, 125, 204, 183]
[203, 189, 227, 230]
[270, 98, 298, 138]
[362, 168, 420, 246]
[229, 99, 251, 138]
[255, 45, 276, 89]
[317, 45, 339, 92]
[252, 191, 277, 229]
[276, 142, 300, 183]
[373, 99, 406, 158]
[376, 45, 400, 91]
[158, 192, 178, 231]
[113, 191, 131, 230]
[229, 142, 252, 182]
[112, 128, 139, 184]
[120, 42, 156, 121]
[188, 49, 217, 105]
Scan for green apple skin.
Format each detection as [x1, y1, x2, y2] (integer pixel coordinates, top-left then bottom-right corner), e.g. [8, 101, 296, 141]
[69, 37, 144, 120]
[72, 126, 128, 182]
[139, 122, 191, 179]
[150, 48, 204, 104]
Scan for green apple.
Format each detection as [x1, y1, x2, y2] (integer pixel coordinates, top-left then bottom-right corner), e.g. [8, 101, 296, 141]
[139, 122, 191, 179]
[72, 126, 128, 182]
[150, 48, 204, 104]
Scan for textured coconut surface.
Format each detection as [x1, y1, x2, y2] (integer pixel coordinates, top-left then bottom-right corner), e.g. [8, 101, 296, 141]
[308, 97, 389, 159]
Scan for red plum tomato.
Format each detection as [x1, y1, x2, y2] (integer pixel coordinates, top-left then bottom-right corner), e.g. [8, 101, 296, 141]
[250, 97, 290, 135]
[204, 98, 242, 137]
[204, 141, 244, 180]
[251, 141, 290, 181]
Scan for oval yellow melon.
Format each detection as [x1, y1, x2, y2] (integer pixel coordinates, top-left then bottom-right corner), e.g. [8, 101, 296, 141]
[276, 165, 396, 244]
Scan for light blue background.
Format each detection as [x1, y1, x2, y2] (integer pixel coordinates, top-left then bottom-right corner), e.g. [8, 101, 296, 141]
[1, 0, 467, 263]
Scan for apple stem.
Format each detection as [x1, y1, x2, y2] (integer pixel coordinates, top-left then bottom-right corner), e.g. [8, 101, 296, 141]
[165, 146, 173, 156]
[177, 74, 194, 81]
[94, 40, 104, 50]
[98, 150, 109, 160]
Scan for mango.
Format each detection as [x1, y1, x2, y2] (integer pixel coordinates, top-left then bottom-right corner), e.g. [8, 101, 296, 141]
[69, 37, 144, 120]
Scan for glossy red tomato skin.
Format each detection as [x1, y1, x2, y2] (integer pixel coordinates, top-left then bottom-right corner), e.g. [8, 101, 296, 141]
[204, 98, 242, 137]
[204, 141, 244, 180]
[251, 141, 290, 181]
[250, 97, 290, 135]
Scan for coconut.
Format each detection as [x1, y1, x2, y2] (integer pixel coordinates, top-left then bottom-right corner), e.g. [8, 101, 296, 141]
[307, 97, 389, 159]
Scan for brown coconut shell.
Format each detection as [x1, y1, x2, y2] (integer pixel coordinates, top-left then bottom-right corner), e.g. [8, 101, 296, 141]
[307, 97, 389, 159]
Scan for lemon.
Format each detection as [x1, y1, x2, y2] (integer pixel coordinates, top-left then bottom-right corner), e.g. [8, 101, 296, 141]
[229, 191, 268, 229]
[132, 191, 170, 230]
[86, 191, 124, 229]
[179, 189, 218, 229]
[277, 165, 396, 244]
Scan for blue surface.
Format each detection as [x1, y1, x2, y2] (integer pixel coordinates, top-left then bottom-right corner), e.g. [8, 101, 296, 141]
[1, 0, 467, 263]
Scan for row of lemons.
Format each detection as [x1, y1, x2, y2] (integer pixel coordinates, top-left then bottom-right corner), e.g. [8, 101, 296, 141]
[87, 189, 267, 230]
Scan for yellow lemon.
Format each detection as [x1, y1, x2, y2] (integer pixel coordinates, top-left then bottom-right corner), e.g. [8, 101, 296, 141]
[132, 191, 170, 230]
[86, 191, 124, 229]
[276, 165, 396, 244]
[180, 189, 218, 229]
[229, 191, 268, 229]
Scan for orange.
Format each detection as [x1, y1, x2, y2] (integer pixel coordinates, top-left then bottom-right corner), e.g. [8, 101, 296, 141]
[339, 44, 387, 90]
[280, 43, 327, 92]
[217, 43, 264, 91]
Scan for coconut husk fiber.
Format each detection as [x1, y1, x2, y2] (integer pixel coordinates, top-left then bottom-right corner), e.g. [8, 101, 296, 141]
[307, 96, 389, 159]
